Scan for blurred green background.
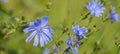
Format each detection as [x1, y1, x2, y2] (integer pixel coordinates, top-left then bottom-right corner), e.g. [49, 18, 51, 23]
[0, 0, 120, 54]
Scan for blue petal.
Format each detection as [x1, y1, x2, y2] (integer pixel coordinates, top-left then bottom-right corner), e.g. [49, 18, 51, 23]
[41, 32, 49, 44]
[34, 18, 41, 26]
[44, 26, 54, 34]
[33, 34, 39, 47]
[72, 25, 80, 34]
[25, 31, 37, 43]
[40, 16, 48, 27]
[80, 27, 88, 33]
[23, 28, 30, 33]
[66, 36, 73, 50]
[29, 22, 35, 27]
[72, 25, 79, 30]
[23, 27, 34, 33]
[110, 11, 119, 22]
[81, 34, 87, 39]
[66, 36, 72, 46]
[40, 36, 44, 47]
[48, 26, 54, 34]
[42, 29, 52, 41]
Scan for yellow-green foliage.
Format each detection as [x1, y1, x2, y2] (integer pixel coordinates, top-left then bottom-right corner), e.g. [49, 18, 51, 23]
[0, 0, 120, 54]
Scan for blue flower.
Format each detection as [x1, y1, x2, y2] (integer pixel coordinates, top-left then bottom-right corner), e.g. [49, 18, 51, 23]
[86, 0, 105, 17]
[23, 16, 54, 47]
[74, 38, 80, 48]
[66, 36, 79, 54]
[66, 36, 73, 50]
[72, 25, 88, 38]
[109, 7, 119, 22]
[66, 36, 80, 49]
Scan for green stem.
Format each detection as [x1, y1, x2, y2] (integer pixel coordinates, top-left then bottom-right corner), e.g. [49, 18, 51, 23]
[116, 45, 120, 54]
[73, 11, 90, 25]
[97, 21, 111, 44]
